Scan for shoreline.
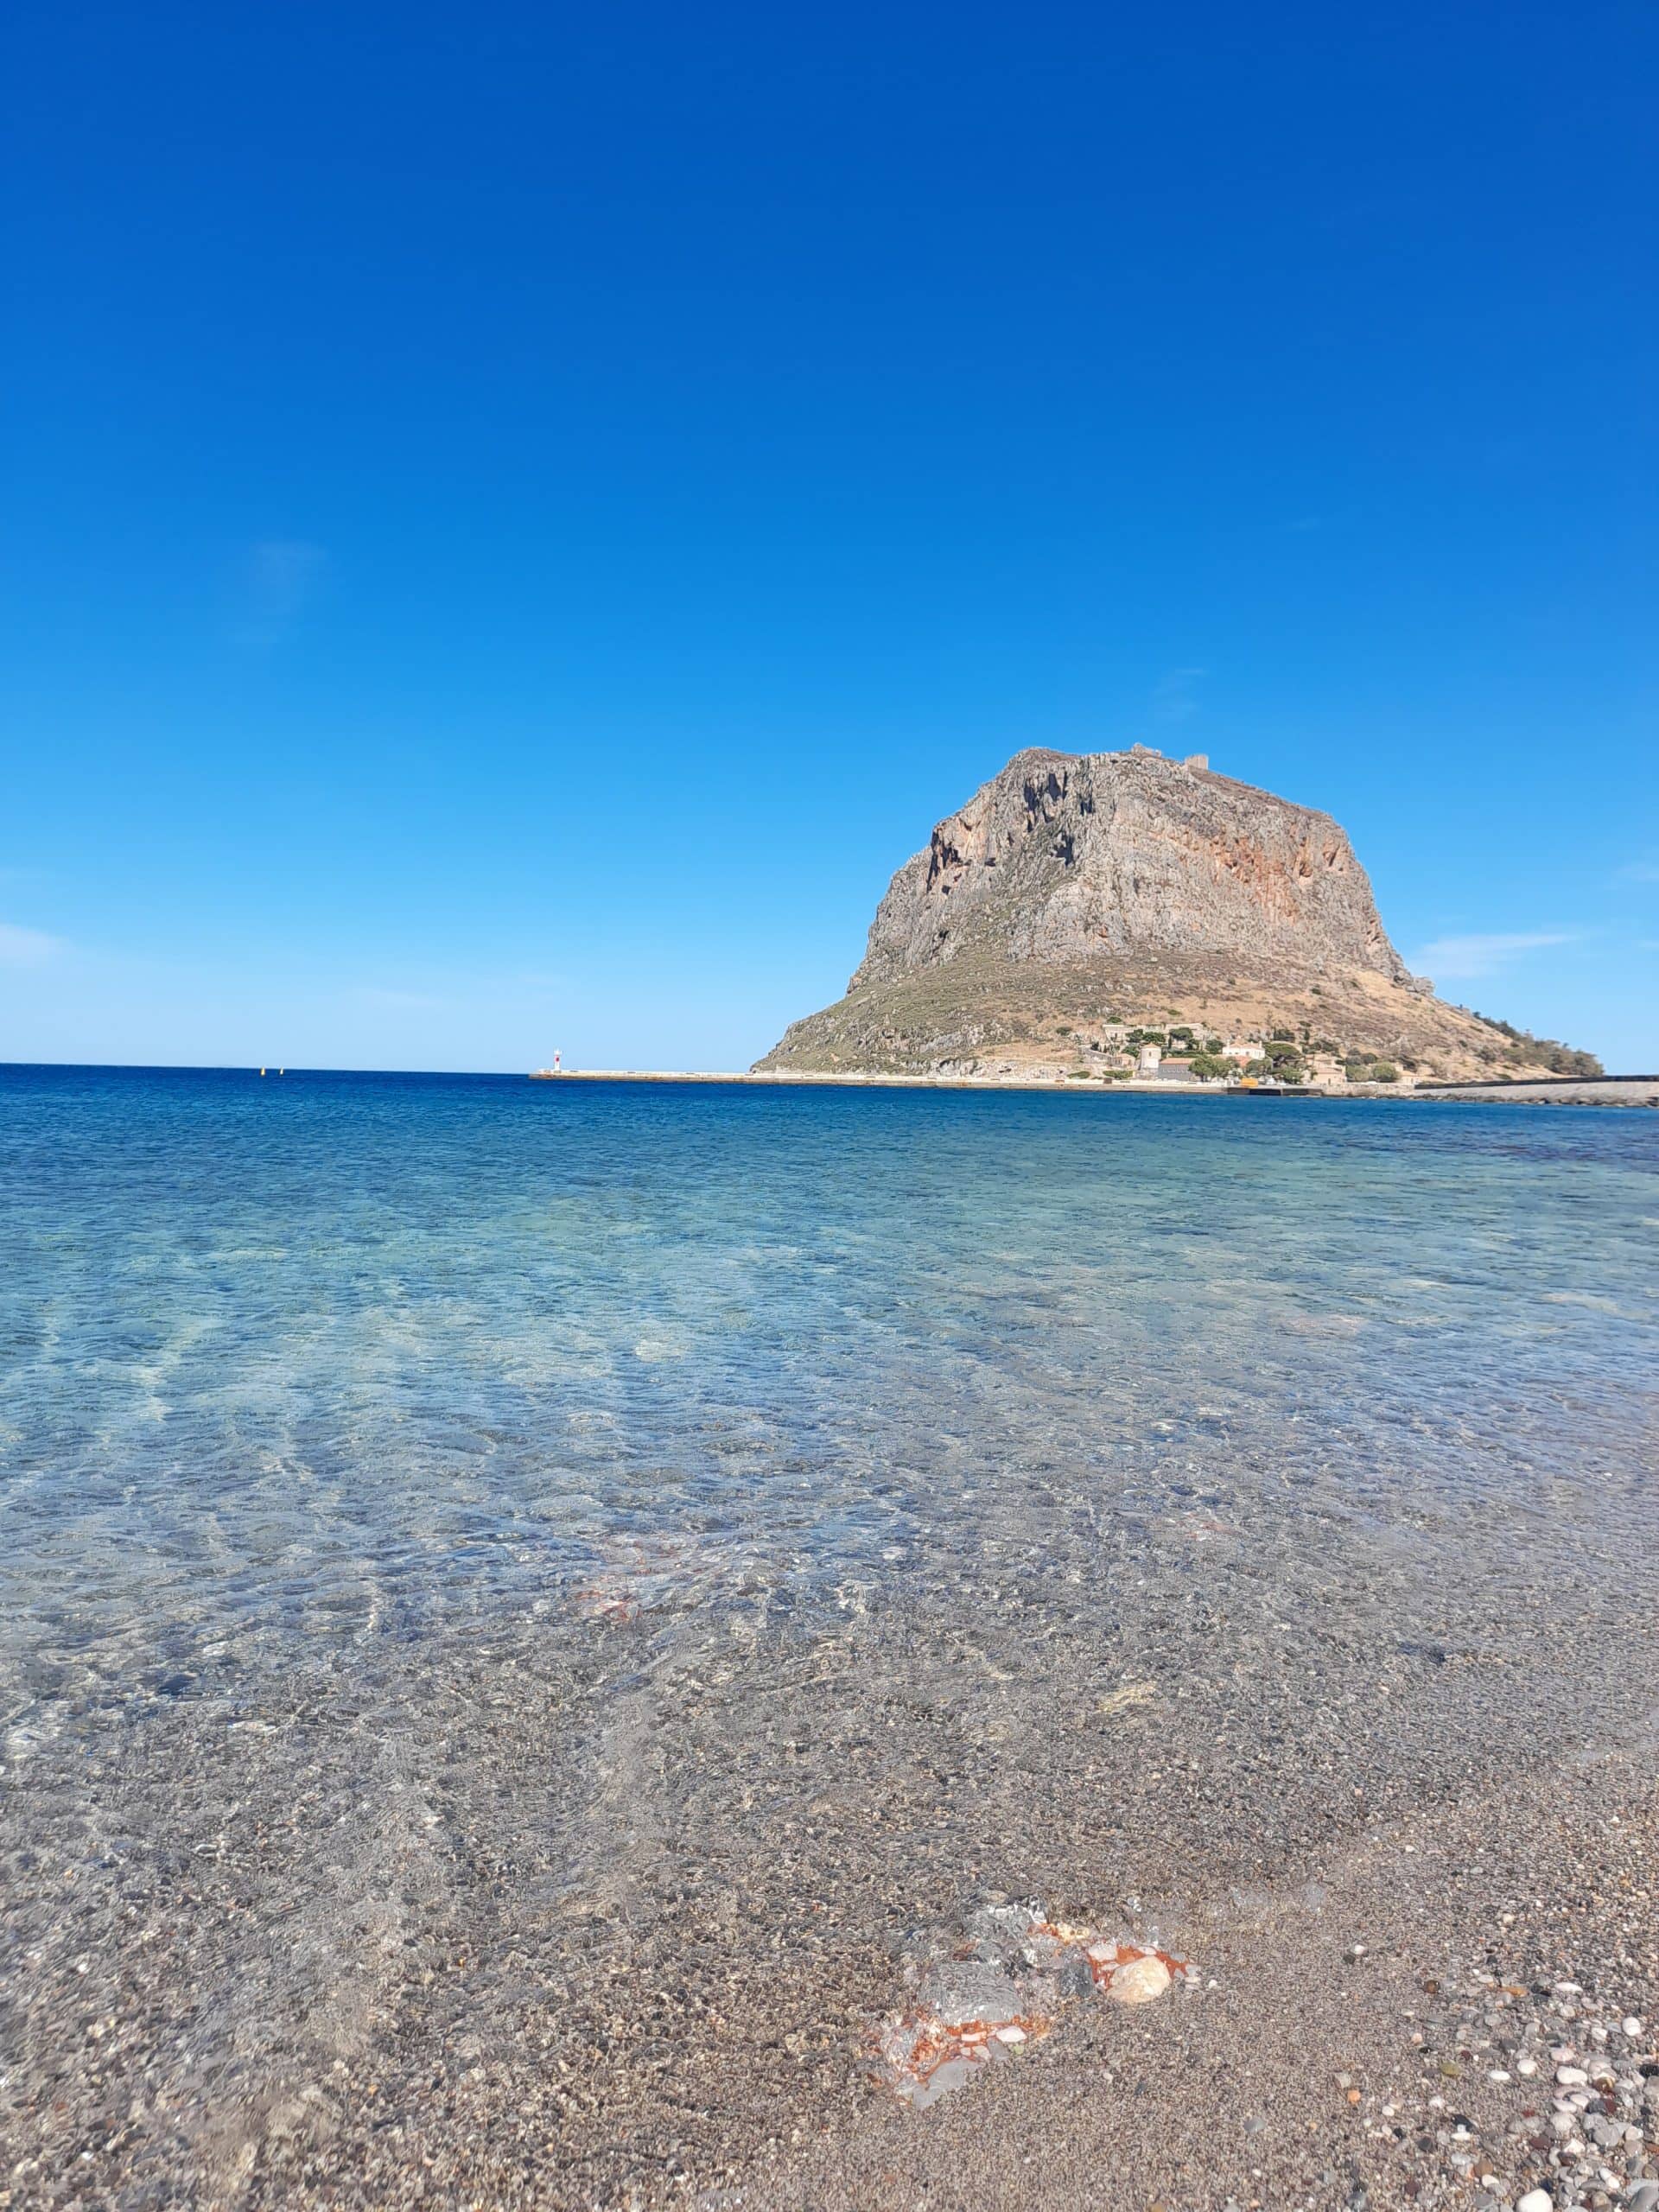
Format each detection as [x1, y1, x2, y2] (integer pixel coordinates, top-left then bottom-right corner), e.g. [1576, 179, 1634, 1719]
[530, 1068, 1659, 1105]
[14, 1618, 1652, 2212]
[779, 1736, 1659, 2212]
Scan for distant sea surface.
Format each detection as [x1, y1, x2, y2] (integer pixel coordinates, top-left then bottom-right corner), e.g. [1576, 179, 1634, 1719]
[3, 1065, 1656, 2194]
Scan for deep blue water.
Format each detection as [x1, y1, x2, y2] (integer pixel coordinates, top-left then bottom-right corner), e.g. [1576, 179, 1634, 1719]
[3, 1064, 1655, 1711]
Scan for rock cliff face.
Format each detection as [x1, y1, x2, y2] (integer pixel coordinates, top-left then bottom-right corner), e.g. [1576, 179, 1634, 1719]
[850, 747, 1412, 990]
[756, 747, 1589, 1083]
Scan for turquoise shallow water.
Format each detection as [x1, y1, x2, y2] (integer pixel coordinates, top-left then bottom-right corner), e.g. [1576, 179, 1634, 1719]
[3, 1065, 1656, 1697]
[3, 1065, 1658, 2202]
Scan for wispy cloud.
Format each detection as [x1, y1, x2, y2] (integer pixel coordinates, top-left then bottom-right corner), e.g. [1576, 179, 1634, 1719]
[1413, 930, 1580, 981]
[1618, 859, 1659, 885]
[0, 922, 67, 968]
[1151, 666, 1206, 724]
[233, 538, 326, 646]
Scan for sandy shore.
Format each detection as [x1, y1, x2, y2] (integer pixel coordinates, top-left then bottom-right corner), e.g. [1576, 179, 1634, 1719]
[781, 1744, 1659, 2212]
[7, 1594, 1656, 2212]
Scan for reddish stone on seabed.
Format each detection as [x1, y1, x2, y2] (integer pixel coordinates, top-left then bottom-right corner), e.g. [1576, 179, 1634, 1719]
[874, 2005, 1052, 2107]
[1076, 1936, 1192, 2001]
[872, 1910, 1195, 2106]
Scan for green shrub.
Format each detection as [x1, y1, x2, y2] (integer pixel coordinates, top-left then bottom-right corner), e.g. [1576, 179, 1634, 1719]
[1475, 1014, 1602, 1075]
[1188, 1052, 1230, 1080]
[1370, 1060, 1400, 1084]
[1535, 1041, 1603, 1076]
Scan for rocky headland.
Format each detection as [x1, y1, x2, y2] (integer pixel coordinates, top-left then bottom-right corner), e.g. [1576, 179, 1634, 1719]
[756, 748, 1600, 1085]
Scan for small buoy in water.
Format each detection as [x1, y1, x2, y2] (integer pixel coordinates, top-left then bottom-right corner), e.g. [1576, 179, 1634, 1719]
[259, 1067, 266, 1077]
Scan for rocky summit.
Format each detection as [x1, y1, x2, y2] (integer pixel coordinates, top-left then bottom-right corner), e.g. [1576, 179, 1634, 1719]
[756, 747, 1598, 1084]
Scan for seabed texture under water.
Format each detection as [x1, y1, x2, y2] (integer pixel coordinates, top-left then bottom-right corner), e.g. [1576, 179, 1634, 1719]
[2, 1068, 1656, 2209]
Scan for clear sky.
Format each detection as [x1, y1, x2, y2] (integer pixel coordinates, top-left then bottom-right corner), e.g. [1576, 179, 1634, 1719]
[4, 1, 1656, 1072]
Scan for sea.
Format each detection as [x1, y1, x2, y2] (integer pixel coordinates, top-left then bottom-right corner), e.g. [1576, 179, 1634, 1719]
[3, 1065, 1656, 2196]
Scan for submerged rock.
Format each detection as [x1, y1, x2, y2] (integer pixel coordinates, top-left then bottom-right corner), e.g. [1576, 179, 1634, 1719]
[872, 1898, 1192, 2105]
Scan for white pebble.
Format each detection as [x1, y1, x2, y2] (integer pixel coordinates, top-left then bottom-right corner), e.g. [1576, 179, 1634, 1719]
[1556, 2064, 1588, 2086]
[1516, 2056, 1539, 2076]
[1488, 2068, 1511, 2082]
[1108, 1954, 1172, 2006]
[1516, 2190, 1553, 2212]
[1623, 2016, 1643, 2037]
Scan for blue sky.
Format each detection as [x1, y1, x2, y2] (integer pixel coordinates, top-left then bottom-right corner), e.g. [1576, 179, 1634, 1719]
[3, 1, 1656, 1071]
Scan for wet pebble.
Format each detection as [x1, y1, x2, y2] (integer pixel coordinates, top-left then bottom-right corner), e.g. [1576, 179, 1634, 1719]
[1109, 1954, 1172, 2006]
